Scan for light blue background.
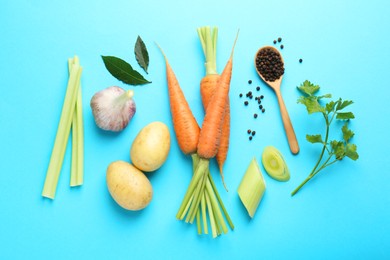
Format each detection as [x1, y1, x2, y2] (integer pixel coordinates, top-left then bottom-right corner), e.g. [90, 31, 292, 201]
[1, 0, 389, 259]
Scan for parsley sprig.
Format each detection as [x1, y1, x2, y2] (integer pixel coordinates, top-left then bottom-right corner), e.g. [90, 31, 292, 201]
[291, 80, 359, 196]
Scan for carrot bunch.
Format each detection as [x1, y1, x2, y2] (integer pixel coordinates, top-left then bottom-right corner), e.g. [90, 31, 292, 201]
[159, 27, 237, 237]
[198, 26, 231, 189]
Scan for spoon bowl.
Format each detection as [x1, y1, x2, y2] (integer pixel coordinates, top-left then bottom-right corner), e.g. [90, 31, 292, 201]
[254, 46, 299, 154]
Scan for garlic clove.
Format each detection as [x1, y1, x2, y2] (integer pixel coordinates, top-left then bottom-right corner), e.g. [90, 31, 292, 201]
[90, 86, 136, 132]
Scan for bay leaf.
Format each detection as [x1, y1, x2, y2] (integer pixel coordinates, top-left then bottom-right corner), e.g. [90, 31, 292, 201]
[134, 36, 149, 74]
[101, 56, 151, 85]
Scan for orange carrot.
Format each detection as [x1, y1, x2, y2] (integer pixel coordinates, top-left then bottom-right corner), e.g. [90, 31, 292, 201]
[200, 74, 231, 185]
[157, 44, 200, 155]
[198, 27, 232, 181]
[197, 32, 237, 159]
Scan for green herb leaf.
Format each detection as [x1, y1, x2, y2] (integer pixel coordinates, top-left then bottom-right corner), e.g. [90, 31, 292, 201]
[101, 56, 151, 85]
[134, 36, 149, 74]
[318, 94, 332, 99]
[336, 112, 355, 120]
[306, 134, 323, 144]
[330, 140, 345, 160]
[298, 96, 325, 114]
[292, 80, 359, 196]
[337, 100, 353, 111]
[345, 143, 359, 160]
[342, 123, 355, 142]
[297, 80, 320, 96]
[326, 101, 336, 113]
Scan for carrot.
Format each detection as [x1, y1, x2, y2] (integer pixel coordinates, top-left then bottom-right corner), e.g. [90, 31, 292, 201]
[157, 43, 206, 234]
[156, 44, 200, 155]
[198, 26, 231, 187]
[158, 29, 237, 237]
[197, 31, 238, 160]
[176, 29, 238, 237]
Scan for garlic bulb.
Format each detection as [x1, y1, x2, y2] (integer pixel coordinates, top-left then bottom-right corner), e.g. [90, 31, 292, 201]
[90, 86, 136, 132]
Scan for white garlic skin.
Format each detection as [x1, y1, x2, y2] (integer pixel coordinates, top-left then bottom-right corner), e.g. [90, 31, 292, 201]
[90, 86, 136, 132]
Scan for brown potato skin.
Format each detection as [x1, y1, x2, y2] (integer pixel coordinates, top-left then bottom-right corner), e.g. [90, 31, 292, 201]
[106, 161, 153, 210]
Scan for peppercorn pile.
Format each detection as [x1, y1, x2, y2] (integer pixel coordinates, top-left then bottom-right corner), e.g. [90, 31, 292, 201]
[255, 47, 285, 82]
[239, 80, 266, 141]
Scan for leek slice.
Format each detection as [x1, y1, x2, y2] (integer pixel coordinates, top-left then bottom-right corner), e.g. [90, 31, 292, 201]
[262, 146, 290, 182]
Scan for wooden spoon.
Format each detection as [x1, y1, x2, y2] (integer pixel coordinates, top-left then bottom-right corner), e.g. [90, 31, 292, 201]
[254, 46, 299, 154]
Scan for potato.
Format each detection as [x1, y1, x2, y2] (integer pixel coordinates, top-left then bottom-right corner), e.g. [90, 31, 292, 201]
[130, 121, 170, 172]
[106, 161, 153, 210]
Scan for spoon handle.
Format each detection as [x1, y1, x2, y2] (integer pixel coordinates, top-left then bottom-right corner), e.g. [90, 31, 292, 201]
[275, 90, 299, 154]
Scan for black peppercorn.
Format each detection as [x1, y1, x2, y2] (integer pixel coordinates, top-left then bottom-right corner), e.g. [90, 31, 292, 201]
[260, 95, 264, 99]
[256, 86, 260, 91]
[273, 40, 277, 44]
[248, 80, 252, 84]
[299, 58, 303, 63]
[278, 37, 282, 42]
[255, 47, 284, 82]
[252, 131, 256, 136]
[247, 129, 251, 134]
[254, 113, 258, 118]
[262, 108, 265, 113]
[244, 101, 249, 106]
[239, 93, 243, 98]
[249, 136, 253, 141]
[280, 44, 284, 49]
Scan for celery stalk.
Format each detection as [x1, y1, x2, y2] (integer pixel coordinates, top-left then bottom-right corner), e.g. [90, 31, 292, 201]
[237, 158, 266, 218]
[69, 57, 84, 187]
[42, 57, 82, 199]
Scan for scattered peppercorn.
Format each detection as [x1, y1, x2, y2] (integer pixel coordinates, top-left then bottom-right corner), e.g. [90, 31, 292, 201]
[260, 95, 264, 99]
[273, 40, 277, 44]
[249, 136, 253, 141]
[254, 113, 258, 118]
[278, 37, 282, 42]
[252, 131, 256, 136]
[247, 129, 251, 134]
[280, 44, 284, 49]
[255, 47, 285, 82]
[262, 108, 265, 113]
[248, 80, 252, 84]
[239, 93, 243, 97]
[256, 86, 260, 91]
[244, 101, 249, 106]
[259, 105, 263, 109]
[299, 58, 303, 63]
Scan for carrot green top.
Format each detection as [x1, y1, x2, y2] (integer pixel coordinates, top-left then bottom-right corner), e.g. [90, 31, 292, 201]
[197, 26, 218, 75]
